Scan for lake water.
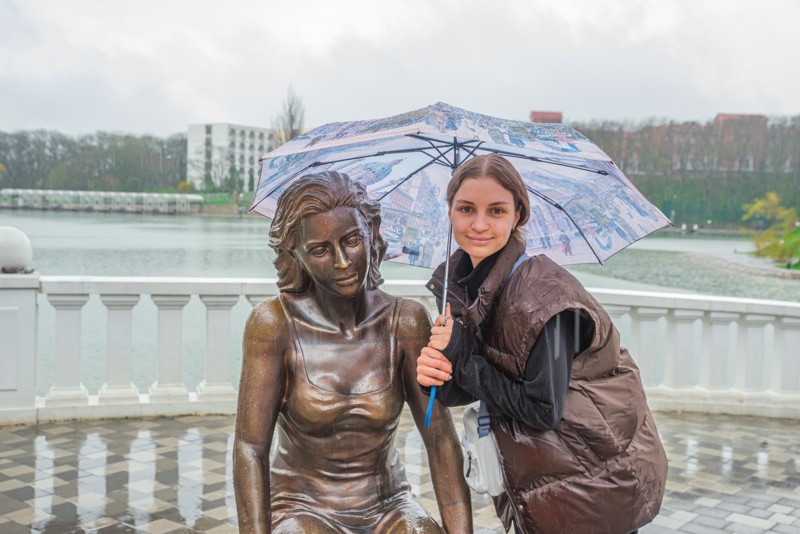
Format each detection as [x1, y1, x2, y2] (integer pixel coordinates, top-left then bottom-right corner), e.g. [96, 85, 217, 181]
[4, 209, 800, 395]
[6, 209, 800, 300]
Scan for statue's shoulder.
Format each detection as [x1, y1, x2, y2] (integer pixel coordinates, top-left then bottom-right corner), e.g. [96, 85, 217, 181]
[385, 293, 431, 331]
[398, 296, 428, 317]
[371, 290, 426, 317]
[246, 295, 289, 329]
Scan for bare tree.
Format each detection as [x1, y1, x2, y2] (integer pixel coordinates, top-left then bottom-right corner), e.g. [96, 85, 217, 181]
[272, 87, 305, 147]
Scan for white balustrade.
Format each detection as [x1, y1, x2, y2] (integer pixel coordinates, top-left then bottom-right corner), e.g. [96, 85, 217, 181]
[632, 307, 667, 387]
[700, 311, 738, 390]
[197, 294, 240, 403]
[735, 314, 772, 392]
[2, 276, 800, 425]
[773, 317, 800, 394]
[45, 292, 90, 407]
[665, 309, 704, 389]
[149, 295, 191, 402]
[99, 294, 141, 403]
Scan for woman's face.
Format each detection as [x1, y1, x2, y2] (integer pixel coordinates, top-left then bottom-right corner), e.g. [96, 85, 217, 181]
[449, 175, 521, 267]
[294, 206, 371, 298]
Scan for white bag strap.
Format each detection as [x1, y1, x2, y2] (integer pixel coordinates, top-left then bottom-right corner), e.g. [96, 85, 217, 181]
[477, 400, 492, 437]
[509, 253, 529, 279]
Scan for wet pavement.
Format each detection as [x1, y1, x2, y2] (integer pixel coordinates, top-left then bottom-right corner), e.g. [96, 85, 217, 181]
[1, 409, 798, 533]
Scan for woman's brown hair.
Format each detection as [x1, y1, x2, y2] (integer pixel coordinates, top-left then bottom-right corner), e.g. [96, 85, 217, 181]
[446, 154, 530, 227]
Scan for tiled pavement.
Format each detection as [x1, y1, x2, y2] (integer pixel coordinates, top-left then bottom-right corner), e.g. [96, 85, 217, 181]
[1, 410, 798, 533]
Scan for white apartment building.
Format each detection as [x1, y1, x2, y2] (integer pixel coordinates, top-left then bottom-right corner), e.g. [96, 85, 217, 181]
[186, 123, 275, 191]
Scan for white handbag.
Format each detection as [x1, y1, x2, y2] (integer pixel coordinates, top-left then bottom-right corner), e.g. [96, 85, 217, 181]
[461, 401, 505, 496]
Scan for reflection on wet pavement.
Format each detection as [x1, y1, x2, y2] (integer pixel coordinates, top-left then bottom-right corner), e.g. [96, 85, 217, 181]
[0, 410, 798, 533]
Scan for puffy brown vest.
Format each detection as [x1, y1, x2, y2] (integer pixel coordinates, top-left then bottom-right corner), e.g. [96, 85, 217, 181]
[430, 233, 667, 534]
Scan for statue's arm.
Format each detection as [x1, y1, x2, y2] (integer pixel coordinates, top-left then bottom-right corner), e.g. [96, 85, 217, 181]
[233, 298, 288, 534]
[399, 299, 473, 533]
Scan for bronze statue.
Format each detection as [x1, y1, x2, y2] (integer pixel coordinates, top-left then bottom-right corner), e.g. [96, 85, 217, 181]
[233, 171, 472, 533]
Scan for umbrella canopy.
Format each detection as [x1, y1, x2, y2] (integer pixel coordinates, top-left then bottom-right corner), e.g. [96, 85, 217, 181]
[251, 102, 670, 269]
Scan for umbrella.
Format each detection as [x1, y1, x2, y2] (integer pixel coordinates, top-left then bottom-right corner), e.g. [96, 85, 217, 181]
[250, 102, 671, 425]
[251, 102, 670, 269]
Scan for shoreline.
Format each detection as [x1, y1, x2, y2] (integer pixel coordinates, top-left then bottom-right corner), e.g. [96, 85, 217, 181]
[686, 251, 800, 281]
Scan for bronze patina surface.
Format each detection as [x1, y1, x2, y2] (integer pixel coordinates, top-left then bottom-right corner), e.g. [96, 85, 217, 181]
[233, 172, 471, 533]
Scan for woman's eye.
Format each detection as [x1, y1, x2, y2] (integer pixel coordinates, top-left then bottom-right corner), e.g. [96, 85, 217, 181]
[345, 235, 362, 247]
[492, 207, 505, 215]
[459, 206, 472, 213]
[310, 247, 327, 257]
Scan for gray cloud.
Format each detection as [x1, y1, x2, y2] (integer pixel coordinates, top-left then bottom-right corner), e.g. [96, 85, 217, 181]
[1, 0, 798, 136]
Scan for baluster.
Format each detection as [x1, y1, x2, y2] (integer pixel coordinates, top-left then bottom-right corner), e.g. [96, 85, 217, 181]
[632, 307, 667, 387]
[735, 314, 772, 393]
[604, 304, 631, 346]
[772, 317, 800, 394]
[242, 280, 278, 309]
[197, 295, 240, 401]
[246, 294, 269, 308]
[665, 309, 704, 389]
[45, 294, 90, 406]
[98, 294, 141, 404]
[149, 295, 191, 402]
[700, 311, 738, 390]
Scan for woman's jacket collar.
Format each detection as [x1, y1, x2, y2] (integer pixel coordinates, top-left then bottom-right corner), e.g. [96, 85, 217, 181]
[428, 232, 527, 343]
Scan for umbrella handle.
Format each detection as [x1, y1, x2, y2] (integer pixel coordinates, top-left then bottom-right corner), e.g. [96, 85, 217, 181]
[424, 386, 437, 428]
[424, 226, 452, 429]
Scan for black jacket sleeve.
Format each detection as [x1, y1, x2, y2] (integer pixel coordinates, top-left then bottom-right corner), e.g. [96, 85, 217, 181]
[421, 319, 479, 407]
[438, 309, 592, 430]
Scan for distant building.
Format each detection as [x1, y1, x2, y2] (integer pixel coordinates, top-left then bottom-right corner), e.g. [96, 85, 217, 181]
[530, 111, 563, 123]
[711, 113, 768, 172]
[186, 124, 275, 191]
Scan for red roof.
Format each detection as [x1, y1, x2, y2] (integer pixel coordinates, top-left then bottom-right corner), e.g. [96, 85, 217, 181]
[530, 111, 563, 123]
[714, 113, 768, 124]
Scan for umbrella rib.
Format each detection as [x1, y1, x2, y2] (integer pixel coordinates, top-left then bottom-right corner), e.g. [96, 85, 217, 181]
[373, 159, 442, 201]
[258, 136, 489, 202]
[457, 142, 486, 164]
[284, 141, 462, 175]
[258, 145, 445, 199]
[527, 186, 604, 265]
[408, 133, 610, 175]
[406, 134, 484, 169]
[488, 149, 610, 175]
[256, 165, 318, 206]
[407, 134, 458, 168]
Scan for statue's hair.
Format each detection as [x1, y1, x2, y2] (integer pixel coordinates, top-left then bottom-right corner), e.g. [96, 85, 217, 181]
[269, 171, 387, 293]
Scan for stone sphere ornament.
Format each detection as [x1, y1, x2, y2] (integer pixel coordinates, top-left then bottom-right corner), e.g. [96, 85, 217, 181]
[0, 226, 33, 273]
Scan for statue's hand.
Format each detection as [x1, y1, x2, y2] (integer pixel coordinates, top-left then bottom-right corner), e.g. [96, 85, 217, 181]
[428, 302, 453, 351]
[417, 347, 452, 387]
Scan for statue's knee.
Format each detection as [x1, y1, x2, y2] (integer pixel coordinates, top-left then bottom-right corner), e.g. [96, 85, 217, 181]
[273, 514, 338, 534]
[380, 512, 443, 534]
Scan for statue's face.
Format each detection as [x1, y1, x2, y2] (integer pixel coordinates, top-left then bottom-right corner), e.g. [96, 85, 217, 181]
[295, 206, 371, 298]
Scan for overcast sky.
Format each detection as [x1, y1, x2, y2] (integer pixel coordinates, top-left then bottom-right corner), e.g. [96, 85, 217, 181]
[2, 0, 798, 137]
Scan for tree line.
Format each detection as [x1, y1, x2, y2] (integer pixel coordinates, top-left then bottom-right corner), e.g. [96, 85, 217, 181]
[0, 130, 188, 193]
[569, 115, 800, 227]
[0, 89, 306, 197]
[2, 109, 798, 227]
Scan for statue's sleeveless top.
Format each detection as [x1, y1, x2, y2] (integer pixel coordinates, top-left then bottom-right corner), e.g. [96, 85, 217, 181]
[270, 294, 417, 530]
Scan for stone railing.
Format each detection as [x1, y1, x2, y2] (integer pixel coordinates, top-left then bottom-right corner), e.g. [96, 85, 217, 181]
[1, 274, 799, 425]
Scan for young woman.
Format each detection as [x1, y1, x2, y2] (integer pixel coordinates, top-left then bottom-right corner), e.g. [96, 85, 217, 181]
[417, 154, 667, 534]
[233, 172, 472, 533]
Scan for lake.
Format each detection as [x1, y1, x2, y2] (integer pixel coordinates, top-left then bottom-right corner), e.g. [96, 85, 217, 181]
[5, 209, 800, 300]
